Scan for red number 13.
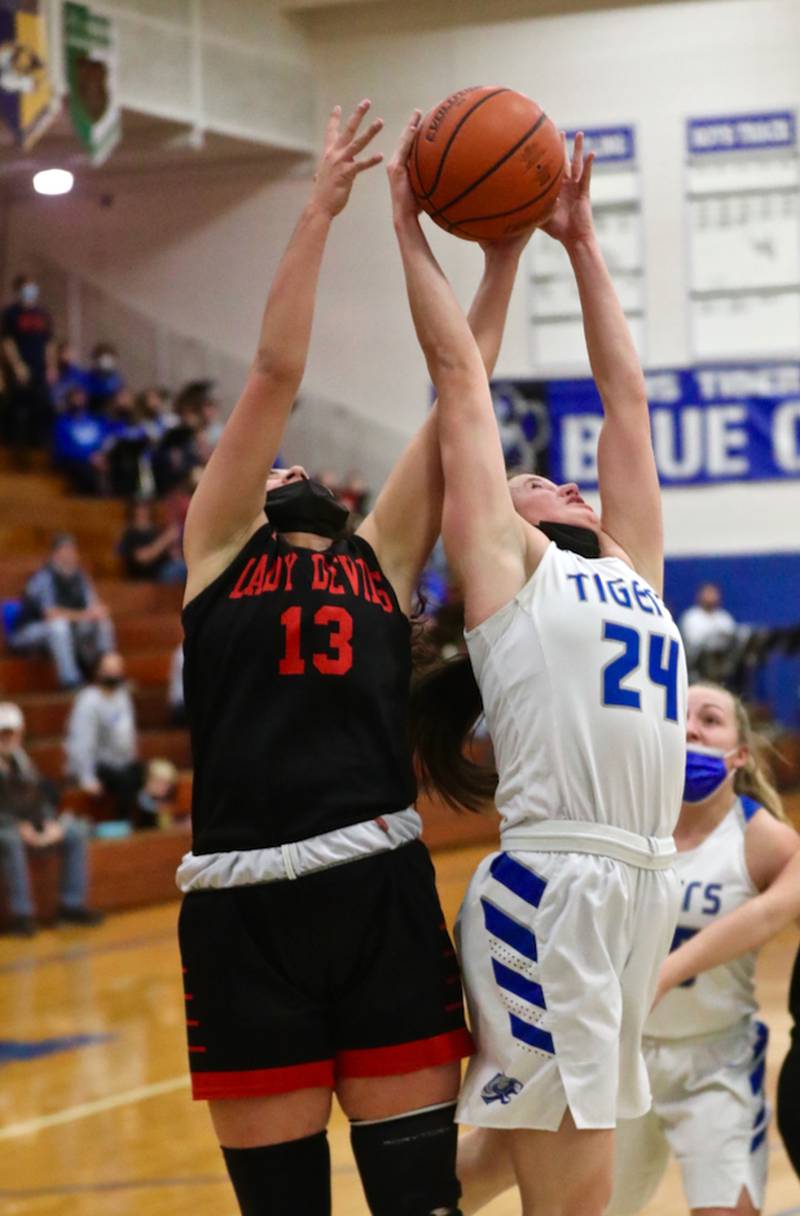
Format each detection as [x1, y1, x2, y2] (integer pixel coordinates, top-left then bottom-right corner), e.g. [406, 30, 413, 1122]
[278, 606, 353, 676]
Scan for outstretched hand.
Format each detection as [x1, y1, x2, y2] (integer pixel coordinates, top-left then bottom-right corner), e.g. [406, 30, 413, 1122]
[310, 99, 384, 219]
[539, 131, 595, 248]
[387, 110, 423, 226]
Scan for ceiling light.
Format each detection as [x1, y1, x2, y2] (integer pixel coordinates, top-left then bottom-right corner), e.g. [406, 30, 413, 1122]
[33, 169, 74, 196]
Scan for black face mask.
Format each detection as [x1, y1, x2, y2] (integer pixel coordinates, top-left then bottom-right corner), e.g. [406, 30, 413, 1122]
[99, 675, 125, 690]
[265, 478, 349, 539]
[538, 521, 601, 560]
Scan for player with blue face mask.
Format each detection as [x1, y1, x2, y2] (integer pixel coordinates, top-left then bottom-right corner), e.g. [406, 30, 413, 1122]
[605, 683, 800, 1216]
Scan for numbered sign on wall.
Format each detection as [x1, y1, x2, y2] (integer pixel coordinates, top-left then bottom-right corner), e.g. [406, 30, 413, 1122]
[686, 111, 800, 360]
[527, 125, 644, 371]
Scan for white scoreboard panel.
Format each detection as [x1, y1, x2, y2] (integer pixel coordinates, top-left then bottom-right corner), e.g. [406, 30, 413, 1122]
[686, 111, 800, 360]
[528, 125, 644, 370]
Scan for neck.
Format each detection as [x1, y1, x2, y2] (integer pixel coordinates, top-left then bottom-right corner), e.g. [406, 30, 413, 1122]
[279, 530, 333, 552]
[674, 778, 737, 850]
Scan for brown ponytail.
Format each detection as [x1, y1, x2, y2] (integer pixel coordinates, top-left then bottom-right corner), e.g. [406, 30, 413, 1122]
[409, 655, 497, 813]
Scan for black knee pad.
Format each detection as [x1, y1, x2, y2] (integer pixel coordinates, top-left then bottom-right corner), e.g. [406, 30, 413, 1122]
[221, 1130, 331, 1215]
[350, 1102, 463, 1216]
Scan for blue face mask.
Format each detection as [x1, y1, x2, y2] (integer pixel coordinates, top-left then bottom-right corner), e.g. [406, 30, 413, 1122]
[683, 745, 735, 805]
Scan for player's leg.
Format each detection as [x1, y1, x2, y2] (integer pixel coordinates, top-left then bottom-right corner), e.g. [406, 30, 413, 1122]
[339, 1065, 463, 1216]
[210, 1090, 334, 1216]
[606, 1109, 670, 1216]
[508, 1113, 613, 1216]
[457, 1127, 515, 1214]
[690, 1191, 759, 1216]
[777, 1035, 800, 1177]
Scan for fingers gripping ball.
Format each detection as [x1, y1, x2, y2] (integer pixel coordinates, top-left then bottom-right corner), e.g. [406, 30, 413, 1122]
[408, 86, 564, 241]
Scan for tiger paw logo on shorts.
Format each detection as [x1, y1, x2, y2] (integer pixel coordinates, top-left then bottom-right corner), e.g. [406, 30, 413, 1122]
[481, 1072, 523, 1104]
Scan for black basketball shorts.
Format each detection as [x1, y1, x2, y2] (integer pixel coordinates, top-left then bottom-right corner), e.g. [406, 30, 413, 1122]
[178, 840, 473, 1099]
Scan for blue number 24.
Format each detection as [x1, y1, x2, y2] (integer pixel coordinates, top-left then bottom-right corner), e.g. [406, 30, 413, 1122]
[602, 622, 680, 721]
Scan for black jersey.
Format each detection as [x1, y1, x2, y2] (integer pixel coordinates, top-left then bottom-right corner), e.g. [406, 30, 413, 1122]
[182, 525, 417, 854]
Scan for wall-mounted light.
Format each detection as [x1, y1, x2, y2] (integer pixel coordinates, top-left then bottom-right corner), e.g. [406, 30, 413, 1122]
[33, 168, 74, 196]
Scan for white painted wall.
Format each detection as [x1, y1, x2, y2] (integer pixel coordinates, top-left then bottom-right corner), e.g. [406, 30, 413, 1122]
[9, 0, 800, 553]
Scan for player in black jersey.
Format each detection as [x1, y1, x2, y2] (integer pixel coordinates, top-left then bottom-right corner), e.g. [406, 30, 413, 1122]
[176, 100, 529, 1216]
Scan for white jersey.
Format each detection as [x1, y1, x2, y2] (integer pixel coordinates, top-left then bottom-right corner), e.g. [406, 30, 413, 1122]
[465, 543, 687, 839]
[646, 796, 761, 1040]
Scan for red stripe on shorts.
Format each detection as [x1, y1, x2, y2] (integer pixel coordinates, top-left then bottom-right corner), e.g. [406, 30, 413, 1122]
[190, 1058, 335, 1100]
[337, 1027, 474, 1078]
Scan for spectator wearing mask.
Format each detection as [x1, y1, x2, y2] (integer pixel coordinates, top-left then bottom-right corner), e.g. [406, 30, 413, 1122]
[0, 273, 55, 456]
[117, 499, 186, 584]
[52, 386, 109, 494]
[100, 389, 152, 497]
[137, 387, 177, 443]
[9, 534, 115, 689]
[680, 582, 739, 683]
[0, 702, 102, 936]
[86, 342, 124, 412]
[65, 652, 144, 824]
[152, 381, 205, 495]
[52, 341, 89, 411]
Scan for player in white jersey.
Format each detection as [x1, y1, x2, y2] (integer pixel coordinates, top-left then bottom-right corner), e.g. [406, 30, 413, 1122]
[608, 683, 798, 1215]
[389, 120, 686, 1214]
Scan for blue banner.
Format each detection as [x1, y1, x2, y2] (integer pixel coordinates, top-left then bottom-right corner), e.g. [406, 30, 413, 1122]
[542, 363, 800, 488]
[687, 111, 796, 154]
[565, 125, 635, 163]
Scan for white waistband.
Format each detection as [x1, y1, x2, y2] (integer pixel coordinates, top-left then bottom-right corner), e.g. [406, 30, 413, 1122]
[501, 819, 676, 870]
[176, 807, 422, 892]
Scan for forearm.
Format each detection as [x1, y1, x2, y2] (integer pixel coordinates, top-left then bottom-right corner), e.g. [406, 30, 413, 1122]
[567, 236, 645, 411]
[661, 899, 786, 993]
[467, 251, 521, 377]
[251, 201, 333, 384]
[394, 215, 485, 384]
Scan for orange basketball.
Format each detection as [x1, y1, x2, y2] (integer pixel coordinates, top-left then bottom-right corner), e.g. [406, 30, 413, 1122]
[408, 86, 564, 242]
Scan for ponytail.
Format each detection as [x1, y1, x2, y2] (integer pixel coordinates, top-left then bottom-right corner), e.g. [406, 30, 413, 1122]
[409, 655, 497, 813]
[733, 709, 787, 822]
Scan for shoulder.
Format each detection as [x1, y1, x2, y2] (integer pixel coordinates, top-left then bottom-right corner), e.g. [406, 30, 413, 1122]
[743, 801, 800, 892]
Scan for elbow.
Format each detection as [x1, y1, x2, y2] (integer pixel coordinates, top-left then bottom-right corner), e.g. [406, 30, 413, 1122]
[251, 348, 304, 386]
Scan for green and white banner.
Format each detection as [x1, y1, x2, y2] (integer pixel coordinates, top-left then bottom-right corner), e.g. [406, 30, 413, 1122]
[64, 0, 119, 164]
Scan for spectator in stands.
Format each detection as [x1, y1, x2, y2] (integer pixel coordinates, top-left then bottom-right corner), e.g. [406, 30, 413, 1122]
[117, 499, 186, 584]
[52, 385, 108, 494]
[0, 702, 102, 936]
[680, 581, 739, 683]
[86, 342, 124, 411]
[52, 340, 89, 411]
[167, 642, 185, 726]
[339, 468, 370, 518]
[99, 389, 152, 497]
[152, 381, 205, 494]
[0, 273, 55, 458]
[136, 758, 179, 829]
[196, 393, 224, 462]
[137, 386, 177, 443]
[65, 651, 145, 825]
[9, 534, 115, 689]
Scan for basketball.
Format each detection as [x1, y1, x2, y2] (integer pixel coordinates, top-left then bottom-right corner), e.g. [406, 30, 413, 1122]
[408, 86, 565, 242]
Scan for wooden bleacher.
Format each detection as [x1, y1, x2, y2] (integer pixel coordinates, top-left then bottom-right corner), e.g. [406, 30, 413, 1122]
[0, 453, 499, 927]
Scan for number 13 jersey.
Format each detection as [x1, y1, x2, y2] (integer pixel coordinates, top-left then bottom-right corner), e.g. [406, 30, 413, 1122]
[465, 542, 687, 839]
[182, 525, 417, 855]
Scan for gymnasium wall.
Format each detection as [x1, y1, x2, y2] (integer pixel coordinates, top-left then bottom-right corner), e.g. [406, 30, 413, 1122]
[7, 0, 800, 672]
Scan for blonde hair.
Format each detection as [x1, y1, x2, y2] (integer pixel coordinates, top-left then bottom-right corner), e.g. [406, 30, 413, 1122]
[694, 683, 786, 822]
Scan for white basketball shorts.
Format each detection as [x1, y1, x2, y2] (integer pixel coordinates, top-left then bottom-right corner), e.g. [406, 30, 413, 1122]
[455, 848, 679, 1131]
[608, 1019, 770, 1213]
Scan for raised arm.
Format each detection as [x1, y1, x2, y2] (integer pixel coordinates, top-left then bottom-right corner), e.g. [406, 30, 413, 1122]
[183, 101, 383, 602]
[654, 841, 800, 1004]
[386, 114, 529, 629]
[359, 227, 528, 614]
[541, 134, 662, 592]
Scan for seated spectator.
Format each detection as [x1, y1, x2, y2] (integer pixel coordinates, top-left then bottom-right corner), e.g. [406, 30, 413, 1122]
[152, 384, 204, 494]
[65, 652, 145, 826]
[0, 273, 55, 459]
[0, 702, 102, 936]
[52, 386, 109, 494]
[99, 389, 152, 497]
[86, 342, 124, 412]
[196, 393, 224, 462]
[117, 499, 186, 584]
[8, 534, 115, 689]
[136, 759, 179, 829]
[167, 642, 185, 726]
[679, 581, 739, 683]
[52, 340, 89, 411]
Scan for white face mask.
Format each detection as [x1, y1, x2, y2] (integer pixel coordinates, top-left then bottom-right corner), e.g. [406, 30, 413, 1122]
[97, 353, 117, 371]
[20, 283, 39, 306]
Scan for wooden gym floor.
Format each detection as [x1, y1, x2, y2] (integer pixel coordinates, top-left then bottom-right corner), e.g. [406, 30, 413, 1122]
[1, 844, 798, 1215]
